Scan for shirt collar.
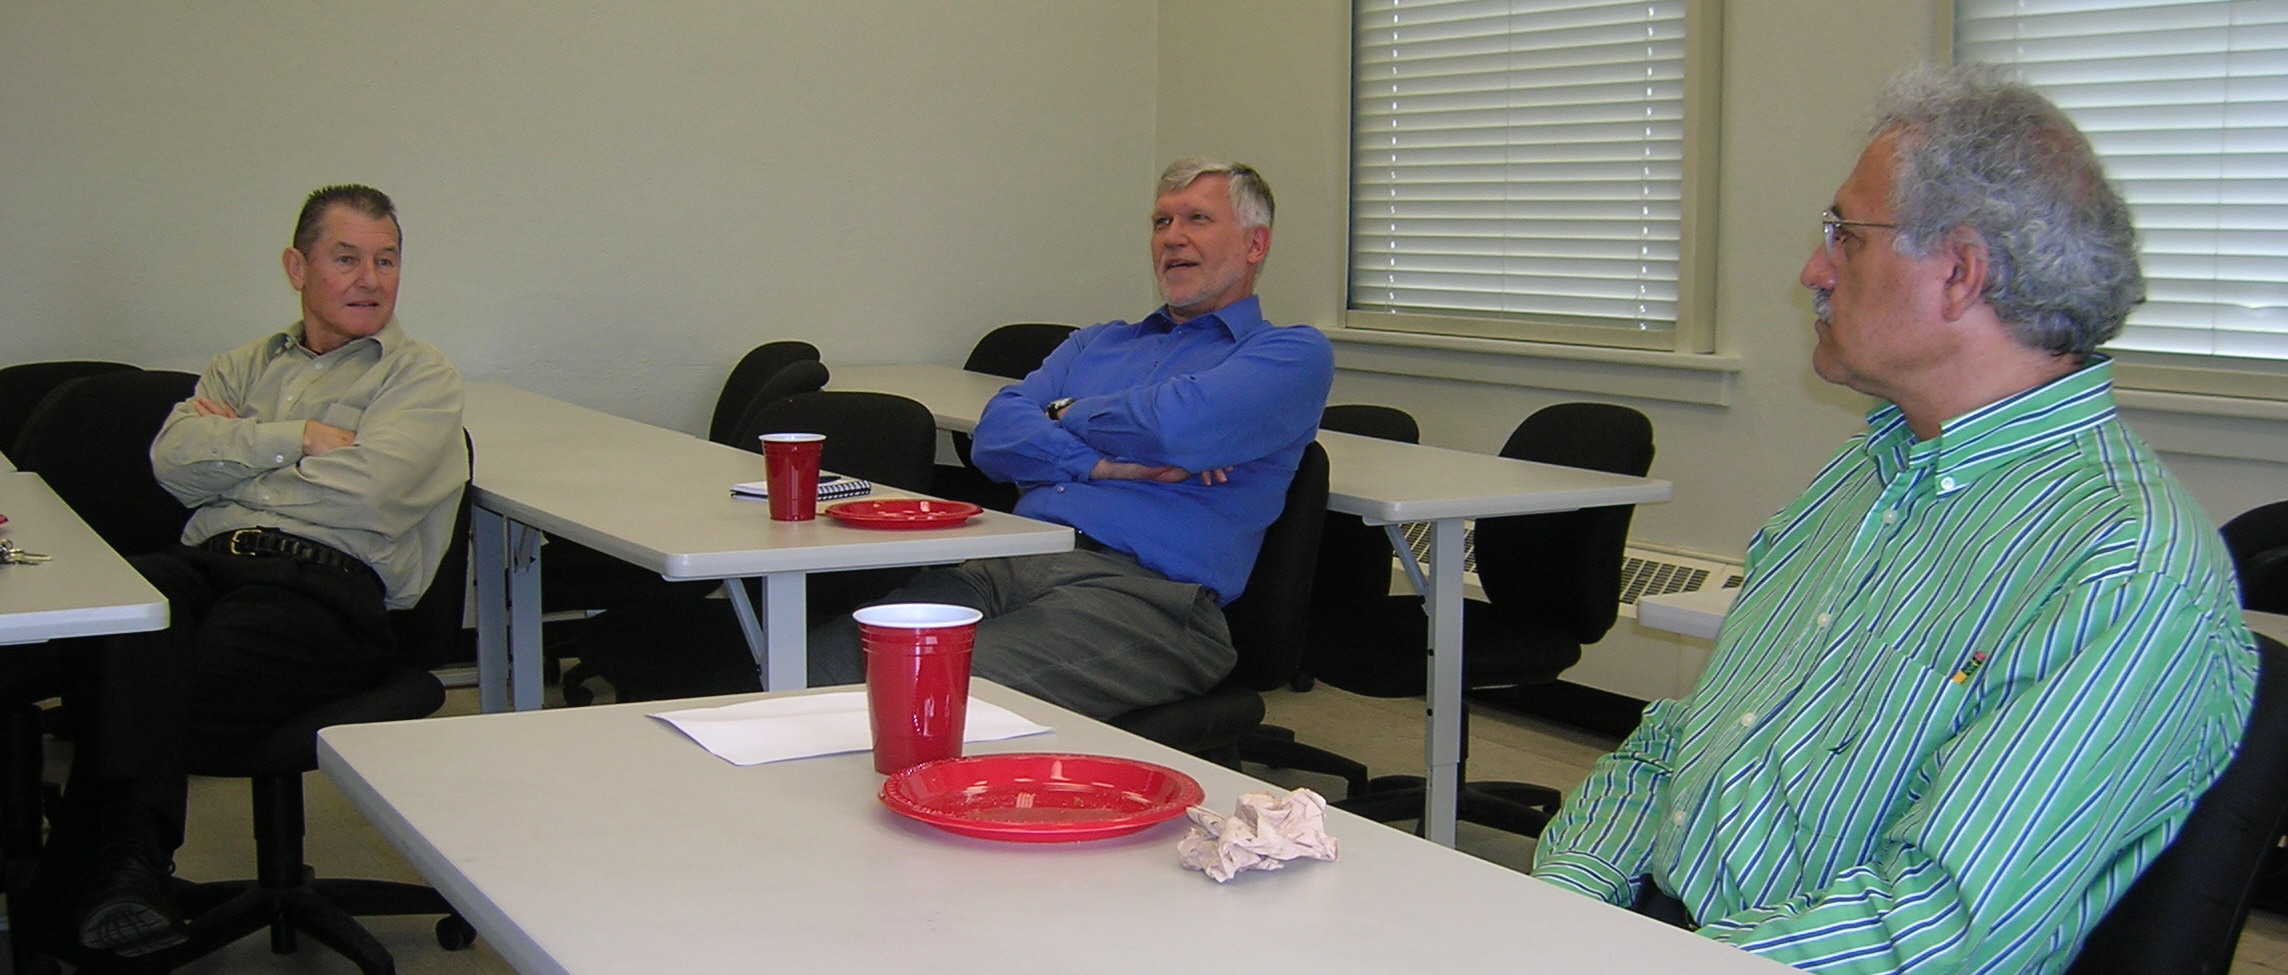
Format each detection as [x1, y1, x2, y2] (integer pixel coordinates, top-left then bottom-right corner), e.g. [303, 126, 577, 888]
[271, 318, 405, 359]
[1139, 295, 1270, 341]
[1863, 355, 2118, 493]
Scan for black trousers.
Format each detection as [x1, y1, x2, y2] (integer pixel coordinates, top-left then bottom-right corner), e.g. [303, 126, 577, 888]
[53, 543, 392, 859]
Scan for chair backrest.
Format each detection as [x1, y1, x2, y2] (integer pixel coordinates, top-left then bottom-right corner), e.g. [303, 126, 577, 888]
[724, 358, 831, 451]
[2223, 500, 2288, 615]
[1221, 440, 1331, 690]
[12, 369, 199, 556]
[1475, 402, 1655, 646]
[1310, 405, 1420, 615]
[2065, 634, 2288, 975]
[962, 323, 1076, 380]
[0, 359, 138, 456]
[709, 341, 822, 446]
[389, 430, 477, 669]
[738, 390, 937, 493]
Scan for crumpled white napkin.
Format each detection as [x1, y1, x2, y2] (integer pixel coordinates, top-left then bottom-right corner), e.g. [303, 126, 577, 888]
[650, 691, 1050, 766]
[1177, 788, 1341, 882]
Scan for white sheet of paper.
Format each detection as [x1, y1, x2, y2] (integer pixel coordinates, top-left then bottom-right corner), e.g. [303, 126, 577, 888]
[650, 691, 1051, 766]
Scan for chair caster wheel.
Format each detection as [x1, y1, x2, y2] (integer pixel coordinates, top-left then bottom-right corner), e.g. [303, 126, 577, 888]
[437, 914, 478, 950]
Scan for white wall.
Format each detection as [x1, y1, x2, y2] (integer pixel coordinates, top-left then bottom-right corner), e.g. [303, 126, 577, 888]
[0, 0, 1159, 432]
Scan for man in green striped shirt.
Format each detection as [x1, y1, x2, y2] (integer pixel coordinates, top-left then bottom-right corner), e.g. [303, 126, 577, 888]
[1532, 63, 2258, 974]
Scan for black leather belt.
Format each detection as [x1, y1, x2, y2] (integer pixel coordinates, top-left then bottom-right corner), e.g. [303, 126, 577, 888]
[201, 527, 373, 581]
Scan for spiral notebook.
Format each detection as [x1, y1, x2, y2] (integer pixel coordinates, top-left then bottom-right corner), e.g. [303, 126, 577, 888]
[730, 474, 873, 501]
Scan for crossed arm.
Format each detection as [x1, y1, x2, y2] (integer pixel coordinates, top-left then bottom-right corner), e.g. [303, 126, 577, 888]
[971, 324, 1330, 489]
[190, 397, 352, 457]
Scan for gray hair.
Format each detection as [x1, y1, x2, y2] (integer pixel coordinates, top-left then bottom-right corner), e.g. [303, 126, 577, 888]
[1157, 156, 1275, 230]
[1872, 63, 2143, 357]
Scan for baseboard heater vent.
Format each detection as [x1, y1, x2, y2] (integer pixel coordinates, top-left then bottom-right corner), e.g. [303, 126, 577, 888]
[1395, 523, 1741, 618]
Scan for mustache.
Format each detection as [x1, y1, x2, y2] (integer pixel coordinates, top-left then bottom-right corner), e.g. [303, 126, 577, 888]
[1812, 288, 1833, 324]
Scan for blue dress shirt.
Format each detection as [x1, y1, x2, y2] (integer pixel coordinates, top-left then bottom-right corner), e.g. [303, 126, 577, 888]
[970, 296, 1333, 604]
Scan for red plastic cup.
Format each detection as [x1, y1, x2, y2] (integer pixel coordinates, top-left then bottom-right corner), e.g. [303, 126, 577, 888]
[857, 603, 983, 774]
[759, 433, 827, 521]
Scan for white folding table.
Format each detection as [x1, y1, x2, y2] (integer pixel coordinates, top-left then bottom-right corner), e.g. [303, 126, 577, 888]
[459, 382, 1073, 713]
[0, 471, 167, 645]
[317, 680, 1791, 975]
[830, 364, 1674, 847]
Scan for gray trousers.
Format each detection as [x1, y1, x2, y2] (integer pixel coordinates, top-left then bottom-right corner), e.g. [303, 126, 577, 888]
[807, 549, 1235, 720]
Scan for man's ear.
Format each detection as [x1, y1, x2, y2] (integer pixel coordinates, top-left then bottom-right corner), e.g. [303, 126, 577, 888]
[1938, 232, 1989, 322]
[282, 246, 309, 293]
[1246, 225, 1272, 267]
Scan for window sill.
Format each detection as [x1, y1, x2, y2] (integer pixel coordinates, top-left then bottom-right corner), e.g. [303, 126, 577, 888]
[2112, 389, 2288, 465]
[1326, 327, 1741, 406]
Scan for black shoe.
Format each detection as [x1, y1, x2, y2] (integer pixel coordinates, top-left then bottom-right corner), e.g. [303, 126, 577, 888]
[76, 846, 187, 957]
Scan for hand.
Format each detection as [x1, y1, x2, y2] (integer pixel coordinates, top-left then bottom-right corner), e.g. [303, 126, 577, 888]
[302, 420, 355, 456]
[192, 398, 240, 419]
[1090, 460, 1231, 485]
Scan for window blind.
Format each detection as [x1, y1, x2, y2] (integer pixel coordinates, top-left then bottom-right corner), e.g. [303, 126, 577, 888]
[1350, 0, 1688, 336]
[1958, 0, 2288, 362]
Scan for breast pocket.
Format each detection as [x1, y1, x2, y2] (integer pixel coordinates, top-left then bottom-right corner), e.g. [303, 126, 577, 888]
[1777, 638, 1965, 852]
[319, 403, 365, 432]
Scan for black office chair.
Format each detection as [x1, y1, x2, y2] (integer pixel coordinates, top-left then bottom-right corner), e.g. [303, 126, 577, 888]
[706, 340, 822, 447]
[2224, 500, 2288, 615]
[933, 323, 1078, 512]
[144, 440, 479, 975]
[1298, 404, 1422, 696]
[0, 360, 139, 457]
[4, 369, 197, 974]
[19, 422, 474, 975]
[1107, 441, 1329, 769]
[736, 389, 936, 494]
[722, 359, 832, 452]
[1330, 403, 1655, 837]
[561, 391, 941, 704]
[10, 370, 200, 557]
[2062, 633, 2288, 975]
[1236, 405, 1423, 797]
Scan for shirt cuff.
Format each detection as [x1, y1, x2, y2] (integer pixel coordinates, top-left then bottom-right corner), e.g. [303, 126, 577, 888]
[253, 420, 304, 469]
[1531, 855, 1637, 907]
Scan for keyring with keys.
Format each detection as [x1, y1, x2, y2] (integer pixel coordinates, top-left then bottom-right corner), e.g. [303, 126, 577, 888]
[0, 539, 51, 564]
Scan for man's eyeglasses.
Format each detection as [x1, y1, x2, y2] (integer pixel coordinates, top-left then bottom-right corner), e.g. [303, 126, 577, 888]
[1820, 208, 1898, 262]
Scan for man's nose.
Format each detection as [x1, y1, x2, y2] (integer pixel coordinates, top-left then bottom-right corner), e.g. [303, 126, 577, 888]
[1800, 244, 1835, 291]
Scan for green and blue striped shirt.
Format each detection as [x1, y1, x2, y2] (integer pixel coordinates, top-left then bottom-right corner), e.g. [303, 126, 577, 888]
[1534, 359, 2256, 974]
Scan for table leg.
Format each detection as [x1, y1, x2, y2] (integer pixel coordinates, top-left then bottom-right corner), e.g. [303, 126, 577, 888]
[726, 573, 809, 691]
[1422, 518, 1466, 847]
[507, 522, 544, 712]
[473, 508, 508, 713]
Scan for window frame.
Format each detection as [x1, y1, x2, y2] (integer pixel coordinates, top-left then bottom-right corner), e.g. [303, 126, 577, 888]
[1340, 0, 1725, 356]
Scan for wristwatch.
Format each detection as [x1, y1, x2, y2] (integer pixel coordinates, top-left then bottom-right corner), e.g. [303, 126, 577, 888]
[1045, 397, 1076, 420]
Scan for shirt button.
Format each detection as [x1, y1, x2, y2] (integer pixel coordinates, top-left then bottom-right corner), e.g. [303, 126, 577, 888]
[1670, 811, 1687, 827]
[1738, 711, 1757, 728]
[1881, 510, 1897, 525]
[1815, 612, 1833, 629]
[1939, 476, 1957, 491]
[273, 454, 286, 463]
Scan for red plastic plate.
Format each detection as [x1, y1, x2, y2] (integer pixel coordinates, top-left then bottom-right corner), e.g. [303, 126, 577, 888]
[879, 753, 1205, 843]
[826, 499, 983, 530]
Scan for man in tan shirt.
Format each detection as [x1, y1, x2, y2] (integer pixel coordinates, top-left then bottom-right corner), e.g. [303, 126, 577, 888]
[38, 185, 465, 960]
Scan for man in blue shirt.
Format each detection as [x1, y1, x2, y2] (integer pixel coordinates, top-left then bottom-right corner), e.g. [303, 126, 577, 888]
[811, 157, 1334, 719]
